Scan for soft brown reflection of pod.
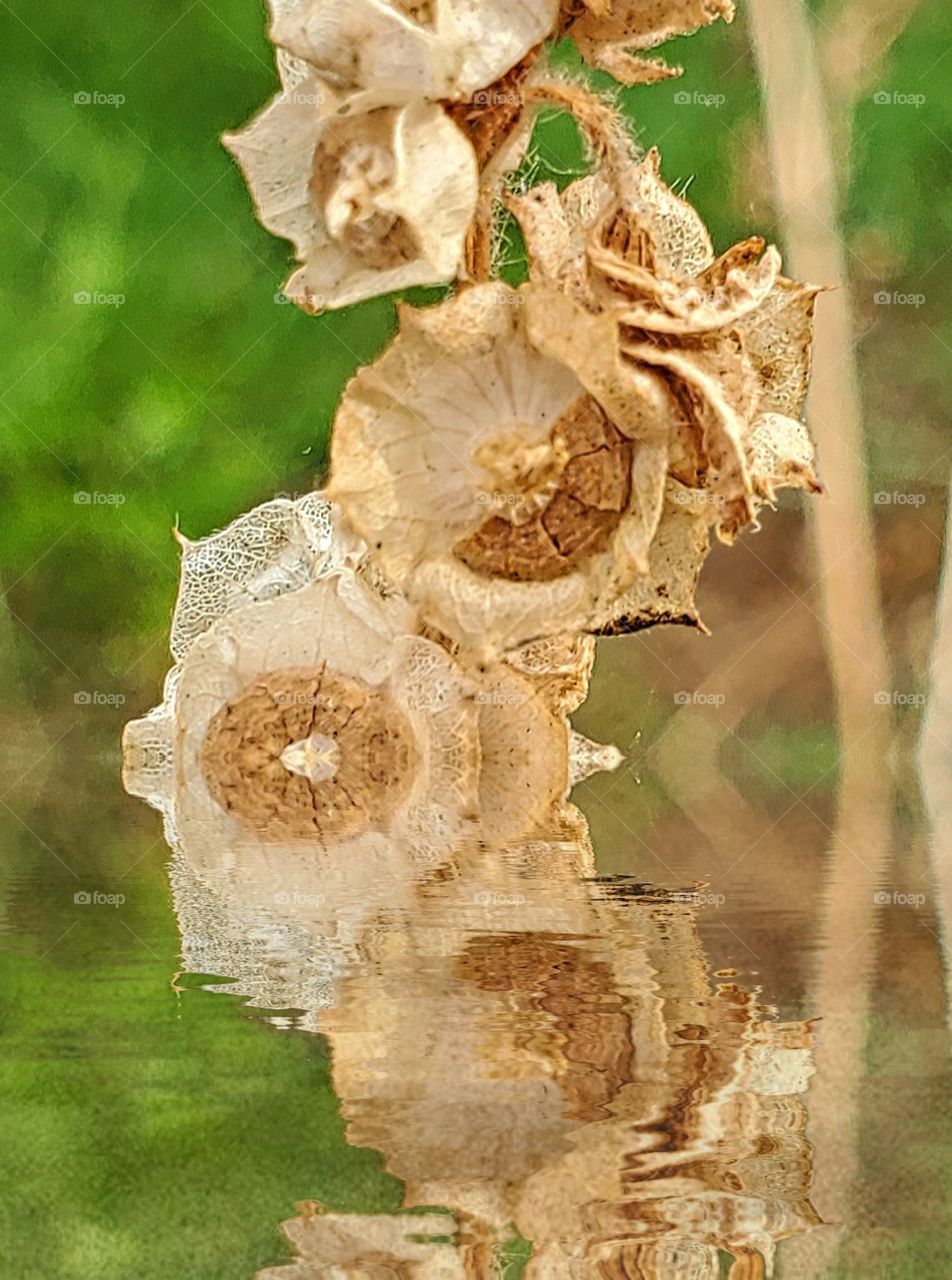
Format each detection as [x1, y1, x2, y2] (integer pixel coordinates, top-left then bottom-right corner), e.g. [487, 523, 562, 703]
[251, 858, 819, 1278]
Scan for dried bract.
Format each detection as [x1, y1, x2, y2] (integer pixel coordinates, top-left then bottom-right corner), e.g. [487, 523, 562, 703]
[224, 82, 478, 311]
[513, 150, 821, 540]
[564, 0, 735, 85]
[270, 0, 560, 111]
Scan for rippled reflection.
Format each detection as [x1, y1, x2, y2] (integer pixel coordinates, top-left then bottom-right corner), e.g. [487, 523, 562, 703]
[126, 758, 819, 1276]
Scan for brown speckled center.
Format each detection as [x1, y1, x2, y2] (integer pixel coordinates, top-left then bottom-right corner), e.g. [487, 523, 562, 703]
[201, 668, 416, 841]
[454, 395, 633, 583]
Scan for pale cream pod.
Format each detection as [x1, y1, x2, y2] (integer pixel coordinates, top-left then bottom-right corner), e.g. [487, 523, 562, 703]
[328, 282, 689, 656]
[269, 0, 560, 111]
[123, 494, 619, 888]
[223, 80, 478, 311]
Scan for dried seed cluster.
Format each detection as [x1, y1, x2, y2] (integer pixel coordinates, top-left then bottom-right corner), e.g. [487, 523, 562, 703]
[124, 2, 822, 853]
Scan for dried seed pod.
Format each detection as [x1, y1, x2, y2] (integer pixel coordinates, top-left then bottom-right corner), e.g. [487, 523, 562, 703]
[512, 150, 822, 537]
[564, 0, 735, 85]
[270, 0, 560, 111]
[329, 282, 689, 656]
[123, 495, 620, 875]
[224, 81, 478, 311]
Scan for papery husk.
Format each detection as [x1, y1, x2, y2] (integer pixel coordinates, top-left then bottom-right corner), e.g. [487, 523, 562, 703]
[256, 1210, 473, 1279]
[123, 495, 619, 878]
[510, 149, 823, 543]
[223, 81, 478, 312]
[564, 0, 735, 86]
[328, 281, 702, 656]
[270, 0, 560, 111]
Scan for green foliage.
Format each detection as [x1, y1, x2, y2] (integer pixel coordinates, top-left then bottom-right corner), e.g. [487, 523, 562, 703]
[2, 2, 951, 1276]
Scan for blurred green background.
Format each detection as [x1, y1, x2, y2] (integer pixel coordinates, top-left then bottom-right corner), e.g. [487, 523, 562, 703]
[1, 1, 951, 1277]
[2, 0, 949, 706]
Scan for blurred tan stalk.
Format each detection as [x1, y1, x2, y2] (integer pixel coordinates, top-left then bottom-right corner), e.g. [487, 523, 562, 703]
[748, 0, 890, 760]
[748, 2, 896, 1274]
[920, 484, 952, 1030]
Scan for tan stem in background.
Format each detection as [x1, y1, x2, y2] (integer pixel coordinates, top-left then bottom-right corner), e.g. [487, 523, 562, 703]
[748, 2, 895, 1275]
[919, 481, 952, 1035]
[781, 771, 893, 1279]
[748, 0, 891, 761]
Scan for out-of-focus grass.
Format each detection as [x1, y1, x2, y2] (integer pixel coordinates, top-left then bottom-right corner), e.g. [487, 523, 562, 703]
[2, 0, 948, 722]
[2, 2, 951, 1277]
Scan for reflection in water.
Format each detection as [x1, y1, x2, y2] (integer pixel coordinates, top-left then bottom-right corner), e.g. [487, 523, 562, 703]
[122, 493, 821, 1277]
[145, 806, 821, 1278]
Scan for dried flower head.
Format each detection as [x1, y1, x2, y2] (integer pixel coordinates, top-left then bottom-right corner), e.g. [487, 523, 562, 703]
[327, 282, 701, 655]
[269, 0, 560, 111]
[123, 494, 618, 870]
[563, 0, 735, 85]
[512, 149, 822, 538]
[224, 81, 478, 311]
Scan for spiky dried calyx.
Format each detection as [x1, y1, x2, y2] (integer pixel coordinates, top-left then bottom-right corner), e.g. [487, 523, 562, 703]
[561, 0, 735, 84]
[511, 149, 823, 540]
